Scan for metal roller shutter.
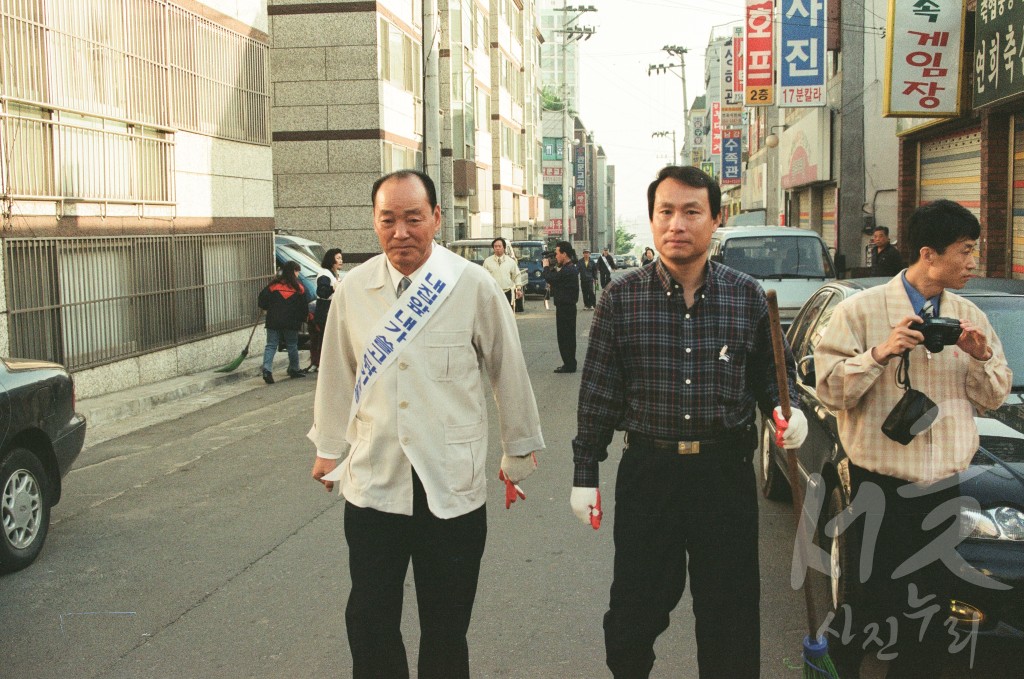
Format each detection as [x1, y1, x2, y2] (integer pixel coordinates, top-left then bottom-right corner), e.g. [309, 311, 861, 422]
[918, 127, 981, 220]
[799, 188, 812, 231]
[821, 185, 837, 249]
[1013, 117, 1024, 279]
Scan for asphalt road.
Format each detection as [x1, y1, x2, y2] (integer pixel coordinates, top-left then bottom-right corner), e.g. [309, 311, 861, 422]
[0, 281, 1015, 678]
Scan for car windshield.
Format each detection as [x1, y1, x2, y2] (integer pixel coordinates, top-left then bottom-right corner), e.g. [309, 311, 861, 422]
[450, 243, 493, 265]
[513, 243, 544, 262]
[720, 235, 834, 278]
[278, 246, 321, 278]
[975, 296, 1024, 390]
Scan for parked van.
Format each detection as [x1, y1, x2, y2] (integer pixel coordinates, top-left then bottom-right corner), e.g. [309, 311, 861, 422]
[510, 239, 546, 296]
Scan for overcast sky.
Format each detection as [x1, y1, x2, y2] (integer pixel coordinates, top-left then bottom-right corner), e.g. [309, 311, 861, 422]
[577, 0, 747, 249]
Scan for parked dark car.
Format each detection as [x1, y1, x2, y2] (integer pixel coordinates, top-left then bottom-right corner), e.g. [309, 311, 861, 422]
[1, 358, 87, 574]
[511, 239, 547, 297]
[760, 277, 1024, 639]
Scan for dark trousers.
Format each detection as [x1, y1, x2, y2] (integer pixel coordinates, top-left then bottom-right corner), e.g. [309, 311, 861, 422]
[605, 440, 760, 678]
[344, 472, 487, 679]
[600, 270, 612, 288]
[581, 278, 597, 308]
[502, 289, 523, 313]
[828, 464, 960, 678]
[555, 302, 577, 370]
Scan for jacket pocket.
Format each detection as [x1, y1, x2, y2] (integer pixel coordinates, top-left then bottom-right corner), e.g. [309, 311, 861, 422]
[425, 330, 475, 382]
[347, 416, 374, 487]
[444, 419, 485, 494]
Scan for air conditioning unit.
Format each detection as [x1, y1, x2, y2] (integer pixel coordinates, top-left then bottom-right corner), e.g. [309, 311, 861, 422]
[453, 159, 477, 197]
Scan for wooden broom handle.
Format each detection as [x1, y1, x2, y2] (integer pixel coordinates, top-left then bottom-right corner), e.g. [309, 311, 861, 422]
[766, 290, 791, 420]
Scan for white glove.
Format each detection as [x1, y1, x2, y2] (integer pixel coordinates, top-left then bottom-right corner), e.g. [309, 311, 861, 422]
[773, 406, 808, 449]
[499, 452, 538, 484]
[570, 486, 602, 529]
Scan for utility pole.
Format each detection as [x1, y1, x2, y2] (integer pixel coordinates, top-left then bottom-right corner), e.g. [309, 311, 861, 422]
[554, 4, 596, 243]
[651, 131, 676, 165]
[648, 45, 688, 163]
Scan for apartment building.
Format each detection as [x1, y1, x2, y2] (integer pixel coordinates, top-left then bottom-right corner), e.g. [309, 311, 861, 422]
[0, 0, 273, 397]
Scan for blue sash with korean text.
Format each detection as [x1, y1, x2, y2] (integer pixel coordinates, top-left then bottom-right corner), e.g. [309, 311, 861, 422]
[346, 247, 469, 431]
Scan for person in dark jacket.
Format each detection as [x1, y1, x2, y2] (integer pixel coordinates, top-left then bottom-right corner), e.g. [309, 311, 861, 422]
[597, 247, 617, 288]
[640, 247, 656, 266]
[578, 249, 598, 310]
[870, 225, 905, 276]
[542, 241, 579, 373]
[309, 248, 344, 371]
[258, 260, 308, 384]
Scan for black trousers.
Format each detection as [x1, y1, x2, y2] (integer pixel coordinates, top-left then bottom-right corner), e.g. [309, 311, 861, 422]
[827, 464, 960, 677]
[555, 302, 577, 370]
[581, 278, 597, 308]
[604, 440, 760, 678]
[344, 472, 487, 679]
[600, 271, 612, 288]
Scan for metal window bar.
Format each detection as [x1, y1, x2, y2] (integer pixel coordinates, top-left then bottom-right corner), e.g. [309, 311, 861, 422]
[4, 232, 272, 371]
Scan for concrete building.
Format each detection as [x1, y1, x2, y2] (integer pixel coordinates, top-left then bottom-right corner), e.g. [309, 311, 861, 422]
[1, 0, 273, 398]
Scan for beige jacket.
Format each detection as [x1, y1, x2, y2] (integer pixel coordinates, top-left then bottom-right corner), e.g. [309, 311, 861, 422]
[815, 275, 1012, 483]
[308, 246, 544, 518]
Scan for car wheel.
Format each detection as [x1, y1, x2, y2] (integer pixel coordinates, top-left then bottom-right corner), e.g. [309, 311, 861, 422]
[759, 422, 790, 501]
[824, 485, 859, 612]
[0, 447, 52, 574]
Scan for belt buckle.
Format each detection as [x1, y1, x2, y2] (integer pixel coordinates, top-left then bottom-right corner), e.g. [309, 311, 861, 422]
[677, 440, 700, 455]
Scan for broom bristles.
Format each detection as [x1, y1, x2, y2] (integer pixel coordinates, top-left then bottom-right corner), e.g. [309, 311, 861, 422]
[802, 635, 840, 678]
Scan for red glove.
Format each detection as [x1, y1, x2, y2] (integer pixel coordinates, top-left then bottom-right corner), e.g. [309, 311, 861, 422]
[772, 408, 789, 449]
[590, 490, 602, 530]
[498, 469, 526, 509]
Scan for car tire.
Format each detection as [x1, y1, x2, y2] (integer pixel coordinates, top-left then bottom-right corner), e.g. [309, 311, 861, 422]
[759, 422, 791, 501]
[824, 484, 860, 613]
[0, 447, 53, 574]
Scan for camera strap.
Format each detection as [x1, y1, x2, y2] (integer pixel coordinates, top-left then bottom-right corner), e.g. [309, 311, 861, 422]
[895, 349, 913, 391]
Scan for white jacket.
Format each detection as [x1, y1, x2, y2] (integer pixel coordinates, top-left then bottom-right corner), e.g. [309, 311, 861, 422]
[308, 246, 544, 518]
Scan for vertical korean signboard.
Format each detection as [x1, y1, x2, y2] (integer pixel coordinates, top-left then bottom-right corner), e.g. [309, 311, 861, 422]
[745, 0, 774, 105]
[734, 31, 745, 97]
[711, 102, 722, 155]
[575, 145, 586, 218]
[721, 129, 742, 185]
[779, 0, 826, 107]
[885, 0, 965, 116]
[972, 1, 1021, 109]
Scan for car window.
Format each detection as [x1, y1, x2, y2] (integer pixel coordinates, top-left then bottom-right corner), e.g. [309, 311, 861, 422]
[450, 243, 492, 264]
[720, 235, 834, 278]
[513, 243, 544, 262]
[788, 289, 834, 359]
[974, 296, 1024, 390]
[805, 294, 841, 357]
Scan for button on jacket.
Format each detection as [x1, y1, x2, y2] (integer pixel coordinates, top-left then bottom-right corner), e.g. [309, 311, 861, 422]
[815, 275, 1011, 483]
[308, 246, 544, 519]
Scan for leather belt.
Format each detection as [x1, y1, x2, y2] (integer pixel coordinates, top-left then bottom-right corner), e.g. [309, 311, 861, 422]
[626, 431, 746, 456]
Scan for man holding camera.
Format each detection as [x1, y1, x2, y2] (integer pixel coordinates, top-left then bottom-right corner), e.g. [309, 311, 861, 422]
[814, 199, 1011, 677]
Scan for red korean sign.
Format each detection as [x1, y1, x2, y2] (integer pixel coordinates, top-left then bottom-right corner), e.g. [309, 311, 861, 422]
[884, 0, 965, 116]
[745, 0, 774, 106]
[711, 102, 722, 155]
[733, 34, 745, 95]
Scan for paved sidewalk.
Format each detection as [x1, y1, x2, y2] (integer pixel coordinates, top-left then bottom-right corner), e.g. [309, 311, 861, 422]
[77, 351, 308, 451]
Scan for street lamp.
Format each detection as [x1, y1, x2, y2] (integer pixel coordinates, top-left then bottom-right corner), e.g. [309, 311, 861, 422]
[765, 125, 788, 149]
[651, 131, 677, 165]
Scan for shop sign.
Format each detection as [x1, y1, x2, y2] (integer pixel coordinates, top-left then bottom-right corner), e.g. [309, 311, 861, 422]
[542, 137, 563, 161]
[700, 161, 716, 178]
[721, 129, 742, 186]
[779, 108, 831, 188]
[711, 102, 722, 155]
[546, 218, 562, 235]
[974, 1, 1024, 108]
[779, 0, 827, 107]
[745, 0, 775, 105]
[542, 166, 562, 184]
[884, 0, 965, 116]
[734, 31, 745, 96]
[575, 190, 586, 216]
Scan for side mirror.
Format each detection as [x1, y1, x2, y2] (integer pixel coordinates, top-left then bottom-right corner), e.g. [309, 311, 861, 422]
[798, 355, 816, 386]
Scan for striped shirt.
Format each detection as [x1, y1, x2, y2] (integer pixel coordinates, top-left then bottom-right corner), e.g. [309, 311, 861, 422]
[572, 259, 799, 487]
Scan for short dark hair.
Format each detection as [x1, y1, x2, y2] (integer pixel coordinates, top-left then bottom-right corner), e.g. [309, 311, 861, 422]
[873, 226, 890, 237]
[647, 165, 721, 220]
[491, 237, 507, 249]
[320, 248, 343, 269]
[555, 240, 576, 261]
[371, 170, 438, 210]
[906, 199, 980, 264]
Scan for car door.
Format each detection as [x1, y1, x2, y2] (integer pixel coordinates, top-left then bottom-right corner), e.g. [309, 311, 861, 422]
[0, 363, 13, 450]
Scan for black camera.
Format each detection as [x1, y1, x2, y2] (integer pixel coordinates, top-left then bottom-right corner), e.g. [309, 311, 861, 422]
[908, 317, 962, 353]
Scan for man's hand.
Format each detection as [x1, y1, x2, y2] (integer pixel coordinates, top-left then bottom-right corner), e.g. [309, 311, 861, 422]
[312, 456, 338, 492]
[871, 314, 925, 364]
[570, 487, 602, 530]
[957, 319, 993, 361]
[498, 453, 537, 509]
[773, 407, 808, 449]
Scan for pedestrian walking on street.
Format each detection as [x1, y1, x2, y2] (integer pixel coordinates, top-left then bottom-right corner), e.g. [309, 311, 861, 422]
[578, 249, 598, 310]
[543, 241, 580, 373]
[309, 170, 544, 679]
[258, 260, 308, 384]
[597, 247, 616, 288]
[569, 165, 808, 678]
[815, 200, 1011, 678]
[482, 237, 520, 311]
[640, 247, 656, 266]
[309, 248, 344, 372]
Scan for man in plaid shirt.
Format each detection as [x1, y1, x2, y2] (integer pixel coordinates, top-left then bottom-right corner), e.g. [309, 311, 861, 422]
[569, 165, 808, 678]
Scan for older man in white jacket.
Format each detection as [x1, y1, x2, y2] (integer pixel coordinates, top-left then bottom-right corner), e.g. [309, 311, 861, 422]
[309, 170, 544, 679]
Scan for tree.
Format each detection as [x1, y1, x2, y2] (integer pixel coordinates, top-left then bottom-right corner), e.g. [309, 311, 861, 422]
[615, 229, 636, 255]
[541, 85, 565, 112]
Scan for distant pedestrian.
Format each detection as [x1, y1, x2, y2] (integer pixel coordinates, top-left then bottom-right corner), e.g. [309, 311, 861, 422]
[578, 249, 598, 310]
[870, 225, 905, 276]
[640, 247, 656, 266]
[542, 241, 579, 373]
[597, 248, 617, 288]
[482, 237, 521, 311]
[309, 248, 344, 372]
[258, 261, 308, 384]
